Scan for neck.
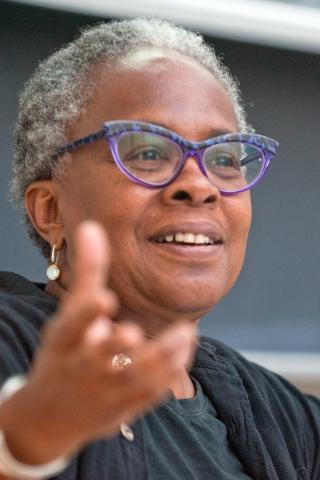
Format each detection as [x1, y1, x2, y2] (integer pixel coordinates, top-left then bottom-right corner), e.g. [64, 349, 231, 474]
[168, 369, 196, 399]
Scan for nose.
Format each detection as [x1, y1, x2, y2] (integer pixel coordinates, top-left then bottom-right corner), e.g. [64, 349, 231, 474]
[160, 155, 221, 207]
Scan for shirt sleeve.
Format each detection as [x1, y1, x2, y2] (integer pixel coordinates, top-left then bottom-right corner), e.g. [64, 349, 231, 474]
[248, 360, 320, 480]
[0, 294, 44, 383]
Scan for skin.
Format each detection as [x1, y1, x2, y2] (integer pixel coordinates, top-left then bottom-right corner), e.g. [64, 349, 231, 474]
[0, 221, 196, 469]
[25, 50, 252, 400]
[0, 51, 252, 475]
[47, 54, 249, 315]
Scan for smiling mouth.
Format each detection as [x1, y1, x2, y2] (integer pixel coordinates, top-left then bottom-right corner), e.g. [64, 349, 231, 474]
[153, 232, 223, 246]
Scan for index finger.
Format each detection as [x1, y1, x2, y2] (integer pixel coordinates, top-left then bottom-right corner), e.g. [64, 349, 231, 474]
[71, 221, 110, 293]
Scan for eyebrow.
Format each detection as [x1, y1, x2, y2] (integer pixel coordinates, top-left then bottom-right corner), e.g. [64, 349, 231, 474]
[137, 119, 235, 138]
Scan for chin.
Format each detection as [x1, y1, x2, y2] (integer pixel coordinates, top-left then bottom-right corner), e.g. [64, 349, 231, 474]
[155, 282, 227, 318]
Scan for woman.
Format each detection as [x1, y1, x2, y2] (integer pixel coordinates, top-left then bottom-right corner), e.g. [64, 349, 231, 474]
[0, 17, 318, 480]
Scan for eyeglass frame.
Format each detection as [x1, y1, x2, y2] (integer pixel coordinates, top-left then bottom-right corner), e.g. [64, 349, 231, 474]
[56, 120, 279, 195]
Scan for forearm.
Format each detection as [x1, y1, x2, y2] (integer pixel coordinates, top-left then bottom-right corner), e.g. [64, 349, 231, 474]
[0, 384, 77, 475]
[0, 378, 76, 480]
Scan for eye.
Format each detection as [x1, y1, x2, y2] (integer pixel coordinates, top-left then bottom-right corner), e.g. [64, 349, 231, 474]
[214, 153, 239, 169]
[129, 146, 168, 162]
[205, 151, 241, 170]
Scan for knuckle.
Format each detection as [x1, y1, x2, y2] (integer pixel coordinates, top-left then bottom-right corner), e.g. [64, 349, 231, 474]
[112, 327, 135, 346]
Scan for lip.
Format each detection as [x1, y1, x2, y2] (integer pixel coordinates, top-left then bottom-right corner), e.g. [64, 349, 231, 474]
[149, 241, 223, 260]
[149, 221, 225, 244]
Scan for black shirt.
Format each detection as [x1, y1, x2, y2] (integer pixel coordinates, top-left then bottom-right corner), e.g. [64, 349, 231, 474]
[0, 271, 320, 480]
[141, 376, 251, 479]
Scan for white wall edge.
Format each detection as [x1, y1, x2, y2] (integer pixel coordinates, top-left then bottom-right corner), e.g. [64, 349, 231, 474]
[8, 0, 320, 54]
[241, 351, 320, 382]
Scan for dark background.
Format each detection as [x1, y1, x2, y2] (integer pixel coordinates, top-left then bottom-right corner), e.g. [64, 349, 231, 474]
[1, 0, 320, 351]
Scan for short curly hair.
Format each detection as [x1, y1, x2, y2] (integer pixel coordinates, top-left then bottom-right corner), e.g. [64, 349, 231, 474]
[10, 17, 250, 258]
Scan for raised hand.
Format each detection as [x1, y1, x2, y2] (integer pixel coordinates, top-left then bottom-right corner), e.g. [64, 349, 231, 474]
[0, 221, 196, 468]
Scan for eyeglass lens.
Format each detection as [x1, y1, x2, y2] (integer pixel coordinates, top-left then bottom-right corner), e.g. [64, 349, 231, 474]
[203, 143, 264, 191]
[117, 132, 264, 190]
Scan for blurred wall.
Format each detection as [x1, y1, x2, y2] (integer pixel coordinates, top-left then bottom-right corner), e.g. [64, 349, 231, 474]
[1, 0, 320, 351]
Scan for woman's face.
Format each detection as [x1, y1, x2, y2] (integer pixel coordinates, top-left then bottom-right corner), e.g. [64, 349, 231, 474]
[54, 52, 252, 322]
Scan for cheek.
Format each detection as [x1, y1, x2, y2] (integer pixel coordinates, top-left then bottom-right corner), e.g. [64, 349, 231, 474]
[67, 169, 152, 255]
[233, 199, 251, 245]
[225, 194, 252, 279]
[56, 161, 122, 222]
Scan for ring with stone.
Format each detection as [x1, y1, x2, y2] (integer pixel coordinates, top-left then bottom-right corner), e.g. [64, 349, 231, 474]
[112, 353, 132, 369]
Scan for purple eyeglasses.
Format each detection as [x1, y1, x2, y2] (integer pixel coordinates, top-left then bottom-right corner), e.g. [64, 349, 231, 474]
[56, 120, 279, 194]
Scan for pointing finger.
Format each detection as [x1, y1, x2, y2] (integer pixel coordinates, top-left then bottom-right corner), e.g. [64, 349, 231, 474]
[72, 221, 110, 293]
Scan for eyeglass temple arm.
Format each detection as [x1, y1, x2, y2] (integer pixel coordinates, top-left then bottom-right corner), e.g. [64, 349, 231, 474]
[56, 130, 106, 157]
[241, 150, 274, 167]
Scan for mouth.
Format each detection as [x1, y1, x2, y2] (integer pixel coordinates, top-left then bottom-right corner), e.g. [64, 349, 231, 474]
[148, 223, 224, 259]
[154, 232, 221, 246]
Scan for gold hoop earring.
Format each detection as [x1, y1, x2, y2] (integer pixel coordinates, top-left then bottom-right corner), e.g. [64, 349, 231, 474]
[46, 244, 61, 280]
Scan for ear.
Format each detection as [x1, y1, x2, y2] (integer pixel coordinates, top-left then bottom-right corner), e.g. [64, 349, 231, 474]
[24, 180, 64, 249]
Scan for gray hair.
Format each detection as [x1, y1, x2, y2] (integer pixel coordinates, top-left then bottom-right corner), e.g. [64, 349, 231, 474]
[10, 17, 250, 258]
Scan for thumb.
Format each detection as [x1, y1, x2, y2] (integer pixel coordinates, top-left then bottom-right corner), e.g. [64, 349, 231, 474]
[72, 221, 110, 293]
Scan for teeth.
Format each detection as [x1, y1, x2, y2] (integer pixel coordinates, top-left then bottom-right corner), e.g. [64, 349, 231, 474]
[156, 232, 215, 245]
[195, 234, 208, 244]
[183, 233, 195, 244]
[175, 233, 184, 242]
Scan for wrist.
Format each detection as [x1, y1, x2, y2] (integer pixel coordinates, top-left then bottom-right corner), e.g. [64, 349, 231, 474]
[0, 375, 71, 479]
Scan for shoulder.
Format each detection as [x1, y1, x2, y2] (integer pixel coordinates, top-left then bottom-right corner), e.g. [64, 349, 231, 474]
[197, 335, 320, 409]
[0, 270, 57, 330]
[196, 335, 320, 476]
[0, 271, 58, 379]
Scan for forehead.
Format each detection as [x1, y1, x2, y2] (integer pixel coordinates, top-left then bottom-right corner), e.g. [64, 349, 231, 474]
[71, 51, 238, 140]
